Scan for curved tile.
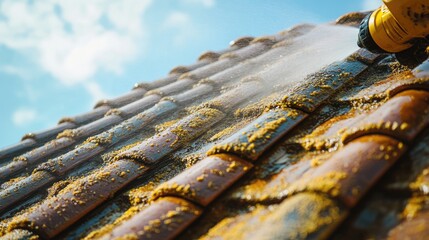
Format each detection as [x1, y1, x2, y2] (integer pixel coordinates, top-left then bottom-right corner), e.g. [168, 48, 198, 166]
[21, 121, 77, 143]
[101, 197, 201, 240]
[94, 88, 147, 109]
[152, 154, 252, 206]
[207, 108, 307, 161]
[163, 84, 214, 105]
[119, 94, 162, 117]
[0, 139, 36, 163]
[0, 137, 76, 180]
[59, 105, 111, 125]
[35, 142, 105, 176]
[287, 135, 406, 208]
[145, 78, 196, 97]
[202, 193, 347, 240]
[0, 171, 56, 213]
[198, 81, 263, 112]
[274, 59, 368, 113]
[342, 90, 429, 143]
[117, 108, 225, 165]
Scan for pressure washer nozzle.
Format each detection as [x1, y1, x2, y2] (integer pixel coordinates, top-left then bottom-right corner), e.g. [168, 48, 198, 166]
[357, 0, 429, 54]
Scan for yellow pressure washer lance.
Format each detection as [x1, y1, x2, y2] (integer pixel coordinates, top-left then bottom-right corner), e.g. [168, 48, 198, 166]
[357, 0, 429, 67]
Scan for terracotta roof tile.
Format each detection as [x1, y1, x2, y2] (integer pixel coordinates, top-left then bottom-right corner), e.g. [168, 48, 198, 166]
[275, 58, 368, 113]
[117, 108, 225, 165]
[152, 154, 252, 206]
[0, 137, 75, 181]
[287, 135, 406, 207]
[94, 88, 147, 109]
[35, 142, 105, 176]
[145, 78, 196, 97]
[207, 108, 307, 160]
[100, 197, 202, 240]
[0, 171, 55, 213]
[59, 105, 111, 125]
[162, 84, 214, 105]
[0, 138, 36, 162]
[342, 90, 429, 143]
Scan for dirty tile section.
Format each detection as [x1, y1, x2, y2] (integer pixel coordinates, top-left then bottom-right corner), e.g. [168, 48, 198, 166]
[1, 15, 429, 240]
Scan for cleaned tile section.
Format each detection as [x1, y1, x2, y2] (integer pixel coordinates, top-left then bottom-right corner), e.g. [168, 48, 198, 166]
[274, 58, 368, 113]
[207, 108, 307, 160]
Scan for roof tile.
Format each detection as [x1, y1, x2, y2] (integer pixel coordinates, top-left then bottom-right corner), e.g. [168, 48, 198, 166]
[145, 78, 196, 97]
[0, 138, 36, 162]
[162, 83, 214, 105]
[342, 90, 429, 143]
[134, 74, 178, 90]
[202, 192, 346, 240]
[101, 197, 202, 240]
[20, 121, 77, 143]
[287, 135, 406, 207]
[119, 94, 162, 117]
[58, 105, 111, 125]
[198, 81, 262, 112]
[94, 88, 147, 109]
[276, 58, 368, 113]
[0, 171, 55, 213]
[229, 36, 254, 48]
[251, 193, 347, 240]
[207, 108, 307, 161]
[348, 48, 382, 65]
[35, 142, 105, 176]
[0, 137, 75, 180]
[72, 114, 124, 138]
[117, 108, 225, 165]
[152, 154, 252, 206]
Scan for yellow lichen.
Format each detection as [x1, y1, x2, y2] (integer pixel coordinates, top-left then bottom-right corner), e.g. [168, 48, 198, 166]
[56, 129, 80, 139]
[154, 119, 179, 133]
[248, 117, 286, 143]
[287, 171, 348, 197]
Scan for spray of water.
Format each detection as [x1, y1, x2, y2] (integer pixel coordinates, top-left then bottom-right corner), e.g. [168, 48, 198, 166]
[256, 24, 359, 90]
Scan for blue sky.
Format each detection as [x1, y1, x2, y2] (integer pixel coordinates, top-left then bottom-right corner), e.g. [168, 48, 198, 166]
[0, 0, 380, 147]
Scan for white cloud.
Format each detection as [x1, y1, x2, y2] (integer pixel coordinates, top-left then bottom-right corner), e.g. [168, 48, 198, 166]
[362, 0, 381, 10]
[0, 0, 152, 86]
[163, 11, 194, 46]
[183, 0, 215, 8]
[12, 108, 38, 127]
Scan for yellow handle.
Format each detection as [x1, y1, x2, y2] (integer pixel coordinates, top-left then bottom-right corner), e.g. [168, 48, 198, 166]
[369, 0, 429, 53]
